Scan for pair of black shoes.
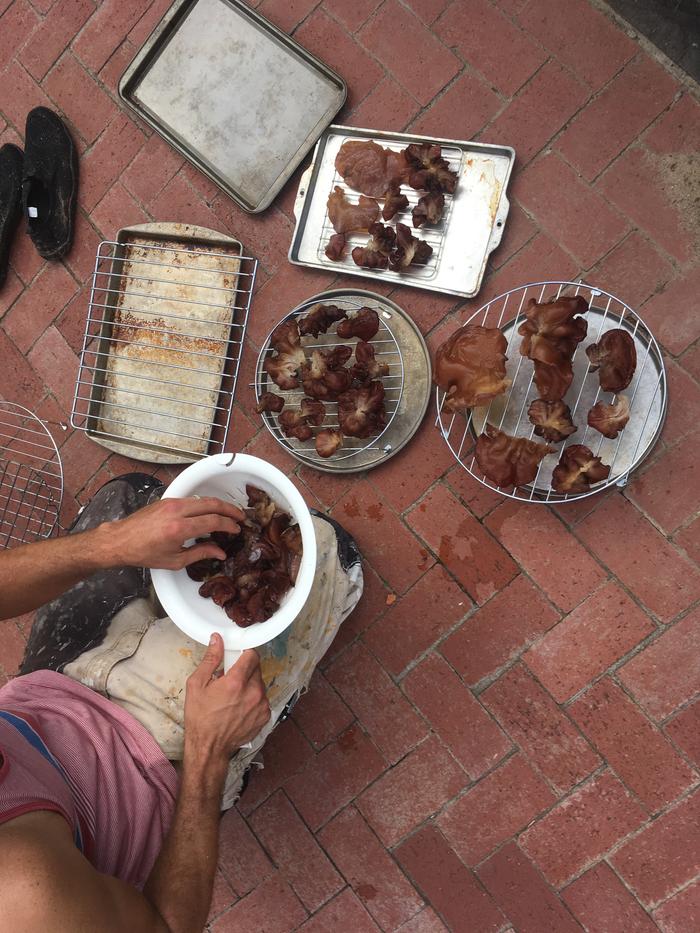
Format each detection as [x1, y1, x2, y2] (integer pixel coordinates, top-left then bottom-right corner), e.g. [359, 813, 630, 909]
[0, 107, 78, 287]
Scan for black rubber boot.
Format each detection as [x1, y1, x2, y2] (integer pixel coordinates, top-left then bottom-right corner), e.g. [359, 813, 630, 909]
[22, 107, 78, 259]
[0, 143, 23, 288]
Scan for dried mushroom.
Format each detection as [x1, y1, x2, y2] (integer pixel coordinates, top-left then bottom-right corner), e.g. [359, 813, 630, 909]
[337, 380, 386, 438]
[403, 143, 458, 194]
[327, 186, 379, 234]
[586, 329, 637, 393]
[352, 341, 389, 384]
[435, 324, 509, 411]
[551, 445, 610, 494]
[587, 395, 630, 439]
[382, 184, 409, 221]
[278, 398, 326, 441]
[264, 319, 307, 390]
[315, 428, 344, 458]
[527, 399, 577, 443]
[351, 222, 396, 270]
[187, 485, 302, 627]
[301, 347, 353, 401]
[475, 424, 554, 488]
[298, 304, 347, 338]
[335, 140, 408, 197]
[255, 392, 285, 414]
[337, 307, 380, 341]
[325, 233, 346, 261]
[388, 223, 433, 271]
[519, 295, 589, 401]
[412, 191, 444, 228]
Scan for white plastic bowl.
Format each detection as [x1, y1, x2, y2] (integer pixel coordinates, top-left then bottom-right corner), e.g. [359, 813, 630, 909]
[151, 453, 316, 669]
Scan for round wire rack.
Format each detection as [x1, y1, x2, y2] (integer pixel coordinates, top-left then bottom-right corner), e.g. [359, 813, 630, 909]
[0, 401, 63, 546]
[255, 294, 405, 465]
[436, 280, 667, 504]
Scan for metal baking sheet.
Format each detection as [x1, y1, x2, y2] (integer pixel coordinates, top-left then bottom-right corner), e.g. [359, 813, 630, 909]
[289, 125, 515, 298]
[72, 222, 255, 465]
[256, 288, 432, 473]
[119, 0, 346, 213]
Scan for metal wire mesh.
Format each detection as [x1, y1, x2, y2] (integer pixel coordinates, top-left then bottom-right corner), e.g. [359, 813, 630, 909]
[255, 295, 405, 464]
[436, 280, 667, 503]
[71, 238, 258, 462]
[0, 402, 63, 547]
[315, 141, 463, 284]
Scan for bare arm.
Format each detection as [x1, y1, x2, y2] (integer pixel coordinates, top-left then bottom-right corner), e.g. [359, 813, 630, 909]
[0, 636, 270, 933]
[0, 496, 245, 620]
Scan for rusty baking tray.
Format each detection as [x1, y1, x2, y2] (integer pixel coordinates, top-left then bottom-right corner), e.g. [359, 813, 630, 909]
[70, 222, 258, 465]
[289, 125, 515, 298]
[119, 0, 346, 213]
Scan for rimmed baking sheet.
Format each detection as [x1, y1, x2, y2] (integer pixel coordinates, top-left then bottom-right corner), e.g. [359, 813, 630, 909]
[119, 0, 346, 212]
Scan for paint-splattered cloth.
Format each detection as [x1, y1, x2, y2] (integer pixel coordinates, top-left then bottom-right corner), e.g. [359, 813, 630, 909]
[20, 474, 363, 808]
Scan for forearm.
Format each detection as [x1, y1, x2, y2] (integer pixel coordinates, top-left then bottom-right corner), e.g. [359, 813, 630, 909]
[144, 752, 227, 933]
[0, 524, 118, 619]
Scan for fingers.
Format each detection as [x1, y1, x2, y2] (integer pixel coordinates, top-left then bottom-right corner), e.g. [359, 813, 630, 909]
[190, 633, 224, 684]
[180, 514, 242, 541]
[175, 496, 246, 523]
[181, 542, 227, 565]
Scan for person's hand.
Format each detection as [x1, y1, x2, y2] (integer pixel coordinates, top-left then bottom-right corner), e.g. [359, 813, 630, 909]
[104, 496, 246, 570]
[184, 634, 270, 771]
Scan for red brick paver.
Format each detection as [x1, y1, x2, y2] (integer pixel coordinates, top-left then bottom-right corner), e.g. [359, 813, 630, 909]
[0, 1, 698, 930]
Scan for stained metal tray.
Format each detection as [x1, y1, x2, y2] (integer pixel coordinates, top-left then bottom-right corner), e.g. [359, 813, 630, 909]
[255, 288, 432, 474]
[289, 125, 515, 298]
[71, 222, 257, 465]
[119, 0, 346, 213]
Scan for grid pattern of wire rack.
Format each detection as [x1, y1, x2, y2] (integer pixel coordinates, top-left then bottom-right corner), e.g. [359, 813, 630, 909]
[255, 296, 405, 464]
[315, 142, 462, 284]
[71, 237, 258, 462]
[436, 280, 667, 503]
[0, 401, 63, 547]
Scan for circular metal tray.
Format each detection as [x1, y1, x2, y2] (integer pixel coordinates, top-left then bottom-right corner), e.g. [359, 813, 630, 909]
[256, 288, 432, 473]
[436, 281, 667, 503]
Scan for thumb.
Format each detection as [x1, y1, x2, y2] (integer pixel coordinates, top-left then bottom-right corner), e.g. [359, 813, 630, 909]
[192, 633, 224, 684]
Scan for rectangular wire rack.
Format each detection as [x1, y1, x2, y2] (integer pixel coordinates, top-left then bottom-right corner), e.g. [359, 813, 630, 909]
[71, 233, 258, 463]
[314, 143, 463, 284]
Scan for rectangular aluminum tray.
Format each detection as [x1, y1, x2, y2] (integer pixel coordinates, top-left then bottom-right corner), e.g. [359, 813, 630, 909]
[119, 0, 346, 213]
[289, 125, 515, 298]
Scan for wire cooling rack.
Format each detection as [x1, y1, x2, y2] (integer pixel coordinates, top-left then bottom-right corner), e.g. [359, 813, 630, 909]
[436, 280, 667, 503]
[315, 142, 462, 284]
[255, 295, 405, 464]
[71, 233, 257, 463]
[0, 402, 63, 547]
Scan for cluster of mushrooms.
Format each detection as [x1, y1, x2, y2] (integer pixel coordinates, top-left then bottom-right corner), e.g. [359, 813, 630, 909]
[435, 295, 637, 494]
[325, 140, 458, 270]
[187, 485, 301, 626]
[257, 304, 389, 458]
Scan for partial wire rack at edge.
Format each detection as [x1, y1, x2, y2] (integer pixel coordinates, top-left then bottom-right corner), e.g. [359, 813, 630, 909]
[0, 401, 63, 547]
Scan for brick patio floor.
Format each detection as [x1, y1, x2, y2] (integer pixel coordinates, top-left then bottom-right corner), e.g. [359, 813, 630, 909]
[1, 0, 699, 930]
